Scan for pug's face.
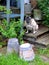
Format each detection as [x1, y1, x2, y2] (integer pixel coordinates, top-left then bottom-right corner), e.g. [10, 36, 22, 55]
[25, 16, 31, 24]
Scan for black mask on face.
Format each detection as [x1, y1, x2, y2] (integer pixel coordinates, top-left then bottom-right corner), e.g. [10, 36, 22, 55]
[25, 16, 31, 24]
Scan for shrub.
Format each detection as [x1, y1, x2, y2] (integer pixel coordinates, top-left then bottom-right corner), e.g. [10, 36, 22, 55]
[37, 0, 49, 27]
[0, 19, 17, 38]
[0, 19, 24, 44]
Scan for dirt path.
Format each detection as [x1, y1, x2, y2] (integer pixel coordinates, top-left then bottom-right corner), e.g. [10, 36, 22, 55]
[0, 47, 7, 54]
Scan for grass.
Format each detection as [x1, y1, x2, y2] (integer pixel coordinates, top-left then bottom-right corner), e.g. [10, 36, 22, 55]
[0, 51, 49, 65]
[31, 47, 49, 65]
[0, 46, 49, 65]
[0, 53, 29, 65]
[36, 47, 49, 57]
[32, 54, 49, 65]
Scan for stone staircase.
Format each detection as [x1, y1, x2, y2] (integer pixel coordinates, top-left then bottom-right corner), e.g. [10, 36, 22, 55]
[24, 24, 49, 47]
[36, 32, 49, 46]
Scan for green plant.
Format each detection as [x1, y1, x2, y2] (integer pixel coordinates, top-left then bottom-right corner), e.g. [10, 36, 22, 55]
[0, 5, 12, 14]
[0, 19, 17, 38]
[0, 19, 25, 44]
[15, 21, 25, 44]
[0, 5, 6, 11]
[37, 0, 49, 27]
[12, 19, 25, 44]
[0, 5, 24, 44]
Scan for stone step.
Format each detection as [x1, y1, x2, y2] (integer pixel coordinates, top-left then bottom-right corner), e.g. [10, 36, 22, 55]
[24, 32, 49, 47]
[36, 32, 49, 46]
[25, 25, 49, 38]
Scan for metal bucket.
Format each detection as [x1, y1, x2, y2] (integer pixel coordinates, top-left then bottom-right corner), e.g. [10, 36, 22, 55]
[19, 43, 35, 61]
[7, 38, 19, 54]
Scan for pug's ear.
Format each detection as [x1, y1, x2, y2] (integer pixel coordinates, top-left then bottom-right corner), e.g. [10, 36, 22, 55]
[25, 16, 27, 20]
[26, 15, 28, 18]
[25, 15, 28, 20]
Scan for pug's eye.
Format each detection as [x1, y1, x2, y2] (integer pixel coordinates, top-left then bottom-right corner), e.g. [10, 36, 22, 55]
[29, 17, 31, 19]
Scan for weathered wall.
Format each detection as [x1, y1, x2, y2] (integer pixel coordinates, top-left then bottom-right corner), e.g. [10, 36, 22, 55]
[30, 0, 37, 8]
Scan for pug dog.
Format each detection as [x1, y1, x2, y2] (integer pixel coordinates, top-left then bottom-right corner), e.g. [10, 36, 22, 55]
[25, 16, 38, 34]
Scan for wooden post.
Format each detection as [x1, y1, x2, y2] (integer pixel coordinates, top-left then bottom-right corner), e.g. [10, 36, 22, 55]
[17, 0, 21, 8]
[6, 0, 24, 22]
[20, 0, 24, 32]
[6, 0, 10, 22]
[20, 0, 24, 22]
